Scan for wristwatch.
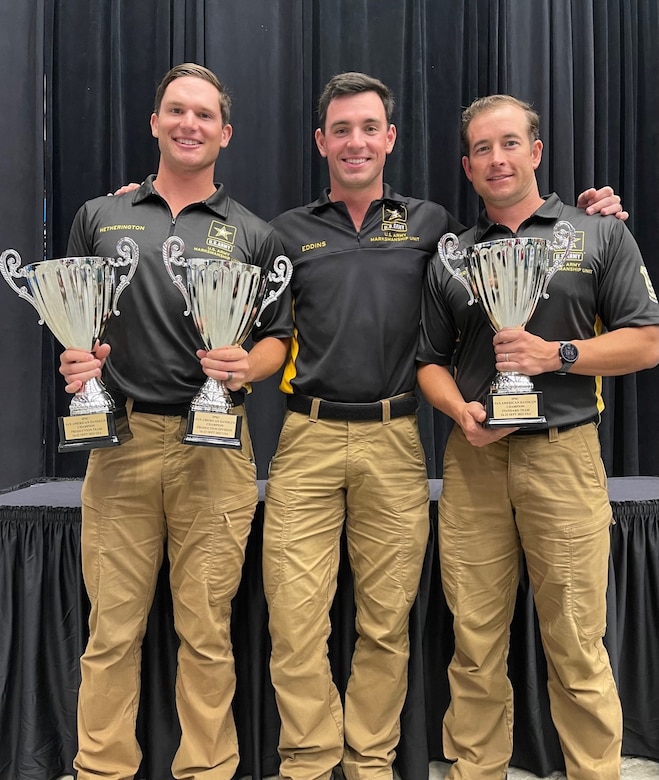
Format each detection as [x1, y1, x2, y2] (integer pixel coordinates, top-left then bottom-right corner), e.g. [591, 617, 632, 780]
[556, 341, 579, 374]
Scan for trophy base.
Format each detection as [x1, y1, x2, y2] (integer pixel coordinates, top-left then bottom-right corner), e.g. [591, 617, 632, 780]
[57, 408, 132, 452]
[484, 391, 547, 430]
[182, 410, 242, 449]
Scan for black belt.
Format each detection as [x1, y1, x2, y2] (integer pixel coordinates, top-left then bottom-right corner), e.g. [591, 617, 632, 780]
[131, 401, 190, 416]
[510, 416, 598, 436]
[286, 393, 418, 421]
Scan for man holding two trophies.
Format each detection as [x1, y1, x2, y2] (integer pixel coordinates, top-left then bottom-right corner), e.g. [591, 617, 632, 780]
[58, 64, 292, 780]
[417, 94, 659, 779]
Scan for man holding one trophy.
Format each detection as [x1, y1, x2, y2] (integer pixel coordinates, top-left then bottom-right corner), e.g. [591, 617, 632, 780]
[58, 64, 292, 780]
[262, 72, 629, 780]
[417, 94, 659, 780]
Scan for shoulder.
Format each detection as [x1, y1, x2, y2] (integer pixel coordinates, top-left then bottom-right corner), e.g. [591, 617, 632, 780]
[555, 200, 623, 234]
[407, 196, 465, 235]
[222, 196, 279, 241]
[271, 203, 311, 229]
[269, 203, 318, 250]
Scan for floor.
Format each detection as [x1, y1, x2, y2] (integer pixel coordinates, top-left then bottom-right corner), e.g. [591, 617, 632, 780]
[57, 755, 659, 779]
[427, 756, 659, 779]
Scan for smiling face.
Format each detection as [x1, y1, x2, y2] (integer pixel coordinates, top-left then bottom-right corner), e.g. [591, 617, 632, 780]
[150, 75, 232, 177]
[314, 90, 396, 202]
[461, 103, 542, 211]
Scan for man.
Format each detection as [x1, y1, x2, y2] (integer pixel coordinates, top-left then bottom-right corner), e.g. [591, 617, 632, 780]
[263, 72, 626, 780]
[417, 94, 659, 780]
[59, 63, 292, 780]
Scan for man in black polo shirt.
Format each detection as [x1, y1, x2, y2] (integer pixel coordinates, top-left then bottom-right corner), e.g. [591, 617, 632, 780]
[262, 72, 628, 780]
[417, 94, 659, 780]
[58, 64, 292, 780]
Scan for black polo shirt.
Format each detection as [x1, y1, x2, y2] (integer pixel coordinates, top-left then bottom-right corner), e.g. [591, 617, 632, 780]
[418, 194, 659, 427]
[271, 184, 464, 403]
[67, 175, 293, 406]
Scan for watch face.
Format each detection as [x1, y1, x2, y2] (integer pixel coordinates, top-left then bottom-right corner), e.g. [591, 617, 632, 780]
[561, 342, 578, 362]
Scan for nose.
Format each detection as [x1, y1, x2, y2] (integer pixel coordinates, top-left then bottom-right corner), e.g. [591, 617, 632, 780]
[180, 110, 198, 130]
[489, 143, 505, 165]
[346, 128, 366, 147]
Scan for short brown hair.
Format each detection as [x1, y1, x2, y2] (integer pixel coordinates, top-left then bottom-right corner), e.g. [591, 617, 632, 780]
[317, 72, 394, 132]
[461, 95, 540, 156]
[153, 63, 231, 125]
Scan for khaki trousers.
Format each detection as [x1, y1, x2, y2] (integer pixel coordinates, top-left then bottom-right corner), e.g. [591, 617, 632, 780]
[440, 424, 622, 780]
[264, 411, 430, 780]
[74, 408, 258, 780]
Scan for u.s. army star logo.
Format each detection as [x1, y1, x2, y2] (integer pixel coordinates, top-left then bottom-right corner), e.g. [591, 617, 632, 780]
[207, 220, 237, 249]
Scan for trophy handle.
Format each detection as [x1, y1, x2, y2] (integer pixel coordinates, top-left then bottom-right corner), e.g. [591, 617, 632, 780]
[162, 236, 192, 315]
[438, 233, 475, 306]
[111, 236, 140, 315]
[0, 248, 44, 322]
[255, 254, 293, 327]
[541, 219, 576, 299]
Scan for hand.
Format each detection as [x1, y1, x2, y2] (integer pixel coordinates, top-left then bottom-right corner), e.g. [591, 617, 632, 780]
[197, 345, 249, 390]
[107, 182, 141, 196]
[493, 327, 556, 376]
[59, 341, 110, 393]
[457, 401, 517, 446]
[577, 186, 629, 221]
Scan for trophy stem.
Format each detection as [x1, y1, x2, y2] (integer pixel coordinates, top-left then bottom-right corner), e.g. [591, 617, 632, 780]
[189, 377, 233, 414]
[70, 376, 116, 415]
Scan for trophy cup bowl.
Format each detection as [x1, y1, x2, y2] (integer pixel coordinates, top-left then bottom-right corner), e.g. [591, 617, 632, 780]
[438, 220, 575, 429]
[163, 235, 292, 448]
[0, 237, 139, 451]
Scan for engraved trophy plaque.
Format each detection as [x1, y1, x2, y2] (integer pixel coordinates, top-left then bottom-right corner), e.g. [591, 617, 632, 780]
[0, 237, 139, 451]
[438, 221, 575, 429]
[163, 236, 292, 448]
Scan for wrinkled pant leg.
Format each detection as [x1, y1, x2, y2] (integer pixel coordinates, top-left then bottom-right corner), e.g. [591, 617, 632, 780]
[264, 413, 347, 780]
[511, 425, 622, 780]
[341, 415, 429, 780]
[440, 430, 519, 780]
[166, 409, 259, 780]
[74, 419, 166, 780]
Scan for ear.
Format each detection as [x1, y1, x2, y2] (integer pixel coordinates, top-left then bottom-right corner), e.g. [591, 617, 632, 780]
[386, 123, 397, 154]
[150, 112, 159, 139]
[531, 139, 543, 170]
[220, 123, 233, 149]
[461, 155, 474, 182]
[314, 127, 328, 158]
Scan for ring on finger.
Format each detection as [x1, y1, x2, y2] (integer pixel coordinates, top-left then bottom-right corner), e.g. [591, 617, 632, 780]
[227, 371, 233, 382]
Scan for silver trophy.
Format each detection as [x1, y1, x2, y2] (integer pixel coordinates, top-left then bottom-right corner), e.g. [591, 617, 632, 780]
[438, 220, 575, 428]
[0, 237, 139, 451]
[163, 236, 292, 448]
